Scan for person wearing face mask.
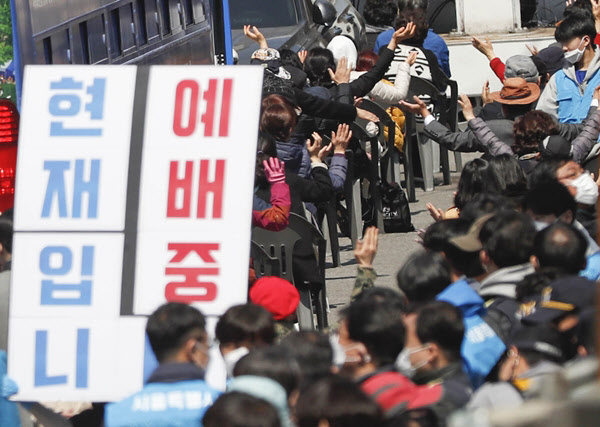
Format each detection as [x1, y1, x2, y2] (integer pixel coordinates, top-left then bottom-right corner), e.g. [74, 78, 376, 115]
[397, 302, 472, 421]
[467, 325, 565, 411]
[104, 303, 220, 427]
[530, 157, 599, 239]
[337, 298, 445, 424]
[538, 12, 600, 123]
[212, 304, 275, 386]
[523, 181, 600, 281]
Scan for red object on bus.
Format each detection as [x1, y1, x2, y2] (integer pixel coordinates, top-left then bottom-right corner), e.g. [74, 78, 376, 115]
[0, 100, 19, 213]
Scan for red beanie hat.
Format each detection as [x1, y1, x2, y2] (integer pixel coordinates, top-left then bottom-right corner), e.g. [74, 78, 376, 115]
[249, 277, 300, 320]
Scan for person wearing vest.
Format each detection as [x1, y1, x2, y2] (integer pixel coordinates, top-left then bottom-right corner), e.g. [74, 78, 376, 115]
[105, 303, 220, 427]
[538, 12, 600, 123]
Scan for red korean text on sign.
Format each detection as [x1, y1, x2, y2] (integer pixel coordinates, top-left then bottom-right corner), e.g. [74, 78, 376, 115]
[165, 243, 220, 303]
[172, 79, 233, 138]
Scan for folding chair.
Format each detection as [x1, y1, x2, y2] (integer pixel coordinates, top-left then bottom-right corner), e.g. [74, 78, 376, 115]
[406, 77, 460, 190]
[287, 213, 329, 330]
[343, 148, 363, 245]
[356, 98, 415, 202]
[252, 213, 329, 330]
[250, 241, 280, 278]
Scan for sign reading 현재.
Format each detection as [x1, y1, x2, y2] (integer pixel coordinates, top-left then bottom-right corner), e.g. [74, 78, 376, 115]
[7, 65, 263, 401]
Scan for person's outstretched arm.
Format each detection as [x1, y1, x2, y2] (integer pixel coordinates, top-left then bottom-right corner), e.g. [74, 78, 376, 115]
[351, 227, 378, 302]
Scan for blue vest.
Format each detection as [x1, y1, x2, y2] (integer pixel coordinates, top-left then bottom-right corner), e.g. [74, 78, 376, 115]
[105, 380, 221, 427]
[556, 68, 600, 123]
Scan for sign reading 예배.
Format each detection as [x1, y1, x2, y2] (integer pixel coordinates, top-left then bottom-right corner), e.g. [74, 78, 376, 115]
[8, 65, 263, 402]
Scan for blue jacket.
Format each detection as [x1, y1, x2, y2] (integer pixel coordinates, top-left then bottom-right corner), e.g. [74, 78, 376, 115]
[374, 28, 451, 77]
[105, 363, 221, 427]
[436, 279, 506, 388]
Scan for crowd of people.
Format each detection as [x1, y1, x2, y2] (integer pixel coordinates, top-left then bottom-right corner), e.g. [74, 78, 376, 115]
[2, 0, 600, 426]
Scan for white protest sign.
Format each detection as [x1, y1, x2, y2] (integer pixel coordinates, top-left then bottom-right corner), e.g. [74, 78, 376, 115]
[8, 65, 263, 401]
[133, 66, 263, 316]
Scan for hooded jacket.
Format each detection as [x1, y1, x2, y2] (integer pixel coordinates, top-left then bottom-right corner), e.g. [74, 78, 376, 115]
[538, 49, 600, 123]
[436, 279, 506, 388]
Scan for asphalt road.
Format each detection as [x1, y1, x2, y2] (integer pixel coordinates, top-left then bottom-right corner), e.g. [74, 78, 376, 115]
[324, 152, 478, 325]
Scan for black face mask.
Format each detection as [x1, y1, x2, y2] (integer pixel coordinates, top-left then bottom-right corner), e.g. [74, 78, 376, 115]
[559, 325, 579, 361]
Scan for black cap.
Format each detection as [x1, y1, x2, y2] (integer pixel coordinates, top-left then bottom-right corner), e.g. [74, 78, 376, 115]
[521, 276, 597, 324]
[539, 135, 572, 159]
[534, 45, 569, 77]
[509, 325, 564, 362]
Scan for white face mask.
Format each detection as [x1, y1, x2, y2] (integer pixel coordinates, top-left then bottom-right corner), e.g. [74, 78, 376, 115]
[570, 172, 598, 205]
[395, 345, 430, 378]
[564, 37, 587, 64]
[223, 346, 249, 378]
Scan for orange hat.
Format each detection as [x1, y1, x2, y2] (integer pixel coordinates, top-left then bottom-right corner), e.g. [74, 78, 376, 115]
[490, 77, 540, 105]
[249, 277, 300, 320]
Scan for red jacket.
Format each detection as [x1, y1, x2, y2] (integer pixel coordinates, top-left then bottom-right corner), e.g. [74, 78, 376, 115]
[360, 369, 444, 418]
[251, 181, 291, 231]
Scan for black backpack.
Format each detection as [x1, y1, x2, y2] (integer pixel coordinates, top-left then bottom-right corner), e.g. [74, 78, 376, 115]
[363, 180, 414, 233]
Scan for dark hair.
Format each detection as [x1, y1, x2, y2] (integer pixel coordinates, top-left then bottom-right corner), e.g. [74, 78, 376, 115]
[397, 0, 429, 11]
[353, 286, 407, 311]
[528, 157, 570, 188]
[424, 219, 485, 277]
[415, 301, 464, 362]
[516, 268, 564, 302]
[304, 47, 335, 86]
[0, 216, 13, 254]
[296, 375, 383, 427]
[459, 193, 513, 224]
[488, 154, 528, 201]
[355, 51, 379, 72]
[203, 392, 281, 427]
[216, 304, 275, 347]
[524, 180, 577, 219]
[255, 131, 278, 186]
[363, 0, 398, 27]
[563, 0, 594, 19]
[278, 48, 303, 69]
[513, 110, 560, 156]
[454, 158, 501, 211]
[479, 210, 537, 268]
[233, 346, 301, 397]
[279, 331, 333, 389]
[395, 8, 429, 45]
[146, 303, 206, 362]
[555, 12, 597, 47]
[345, 299, 406, 365]
[396, 251, 452, 304]
[502, 103, 537, 121]
[260, 102, 297, 141]
[534, 222, 588, 274]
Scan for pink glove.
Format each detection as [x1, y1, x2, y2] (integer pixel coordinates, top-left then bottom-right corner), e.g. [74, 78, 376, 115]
[263, 157, 286, 184]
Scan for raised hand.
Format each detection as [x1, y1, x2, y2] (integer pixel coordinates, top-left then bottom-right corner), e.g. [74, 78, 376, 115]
[354, 226, 379, 268]
[306, 132, 324, 162]
[356, 107, 380, 122]
[331, 123, 353, 154]
[388, 22, 416, 50]
[458, 94, 475, 121]
[263, 157, 286, 183]
[481, 80, 492, 106]
[405, 51, 418, 66]
[244, 25, 268, 49]
[298, 50, 308, 64]
[398, 95, 429, 116]
[471, 36, 496, 61]
[328, 56, 351, 84]
[426, 203, 446, 222]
